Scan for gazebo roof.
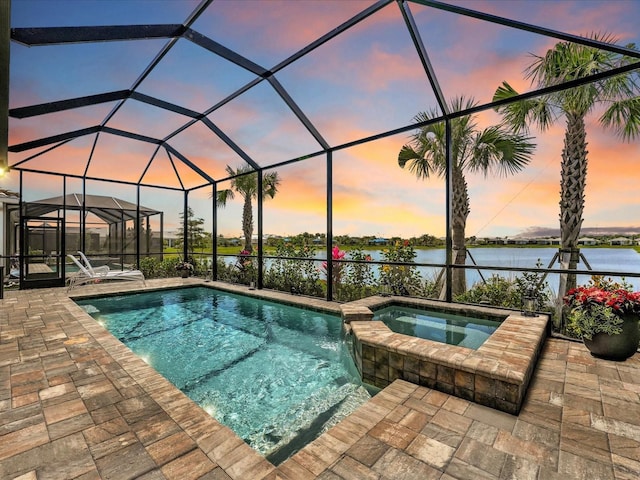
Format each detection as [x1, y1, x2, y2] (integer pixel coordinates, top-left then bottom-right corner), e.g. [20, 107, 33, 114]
[24, 193, 161, 224]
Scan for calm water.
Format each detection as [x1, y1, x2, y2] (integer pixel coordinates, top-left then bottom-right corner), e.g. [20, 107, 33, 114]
[75, 287, 371, 464]
[373, 305, 500, 349]
[222, 247, 640, 293]
[316, 247, 640, 293]
[425, 247, 640, 292]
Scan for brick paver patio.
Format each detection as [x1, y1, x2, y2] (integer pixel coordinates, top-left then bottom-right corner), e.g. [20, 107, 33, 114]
[1, 279, 639, 479]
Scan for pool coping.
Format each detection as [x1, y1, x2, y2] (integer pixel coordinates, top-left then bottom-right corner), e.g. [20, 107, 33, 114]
[342, 296, 549, 415]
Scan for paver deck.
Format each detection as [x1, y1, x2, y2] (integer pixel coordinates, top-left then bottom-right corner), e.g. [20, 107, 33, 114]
[1, 279, 639, 479]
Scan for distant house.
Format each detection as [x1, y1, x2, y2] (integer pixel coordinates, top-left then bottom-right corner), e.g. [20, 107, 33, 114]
[610, 236, 632, 246]
[165, 233, 178, 248]
[550, 238, 562, 245]
[369, 238, 388, 246]
[578, 237, 598, 246]
[485, 237, 505, 245]
[506, 237, 529, 245]
[216, 237, 241, 247]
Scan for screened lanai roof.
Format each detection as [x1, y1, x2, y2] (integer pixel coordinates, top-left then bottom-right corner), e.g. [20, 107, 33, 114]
[24, 194, 161, 224]
[3, 0, 640, 191]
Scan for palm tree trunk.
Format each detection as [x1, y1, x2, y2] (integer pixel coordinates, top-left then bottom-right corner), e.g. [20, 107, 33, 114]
[451, 168, 470, 297]
[556, 112, 587, 329]
[242, 195, 253, 253]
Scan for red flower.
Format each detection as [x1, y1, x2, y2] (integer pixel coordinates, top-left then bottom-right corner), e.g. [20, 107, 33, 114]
[321, 246, 346, 272]
[564, 285, 640, 315]
[332, 246, 346, 260]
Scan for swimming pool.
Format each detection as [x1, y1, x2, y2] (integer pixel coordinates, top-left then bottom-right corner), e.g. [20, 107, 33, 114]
[75, 286, 371, 464]
[373, 305, 501, 349]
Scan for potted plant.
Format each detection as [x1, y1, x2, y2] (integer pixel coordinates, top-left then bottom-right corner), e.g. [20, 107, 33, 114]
[564, 276, 640, 360]
[176, 260, 194, 278]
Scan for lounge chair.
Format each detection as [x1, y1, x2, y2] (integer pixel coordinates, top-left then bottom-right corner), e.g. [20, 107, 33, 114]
[76, 251, 110, 276]
[67, 254, 145, 290]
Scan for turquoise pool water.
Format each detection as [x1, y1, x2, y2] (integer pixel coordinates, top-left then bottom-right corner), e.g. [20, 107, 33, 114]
[76, 287, 371, 464]
[373, 305, 501, 349]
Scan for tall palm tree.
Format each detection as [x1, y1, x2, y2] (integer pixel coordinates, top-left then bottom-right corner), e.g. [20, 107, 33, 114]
[398, 96, 535, 297]
[216, 165, 281, 253]
[493, 33, 640, 326]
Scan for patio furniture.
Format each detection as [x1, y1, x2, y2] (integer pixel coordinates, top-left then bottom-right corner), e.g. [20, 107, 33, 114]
[67, 254, 145, 290]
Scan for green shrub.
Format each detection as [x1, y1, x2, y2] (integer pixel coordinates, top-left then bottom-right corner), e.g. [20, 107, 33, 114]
[138, 256, 186, 278]
[139, 256, 162, 278]
[378, 242, 423, 296]
[455, 274, 521, 307]
[263, 242, 323, 297]
[333, 248, 377, 301]
[161, 257, 183, 277]
[455, 261, 553, 312]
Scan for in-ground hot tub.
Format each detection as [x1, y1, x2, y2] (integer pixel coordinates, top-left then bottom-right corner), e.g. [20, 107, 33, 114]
[373, 304, 501, 349]
[340, 296, 548, 415]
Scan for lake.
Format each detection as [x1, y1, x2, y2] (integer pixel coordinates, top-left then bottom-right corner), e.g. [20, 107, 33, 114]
[363, 247, 640, 293]
[326, 247, 640, 293]
[220, 247, 640, 294]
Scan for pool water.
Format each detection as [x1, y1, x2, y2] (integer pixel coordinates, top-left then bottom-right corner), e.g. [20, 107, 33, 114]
[76, 287, 371, 464]
[373, 305, 501, 349]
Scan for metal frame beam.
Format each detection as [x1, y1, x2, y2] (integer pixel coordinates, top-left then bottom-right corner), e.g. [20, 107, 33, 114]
[413, 0, 640, 59]
[164, 144, 216, 184]
[11, 24, 186, 46]
[184, 28, 268, 77]
[101, 126, 162, 145]
[16, 166, 185, 191]
[200, 117, 260, 170]
[9, 126, 101, 153]
[9, 90, 202, 120]
[0, 0, 10, 172]
[130, 92, 201, 118]
[398, 0, 448, 115]
[268, 76, 329, 150]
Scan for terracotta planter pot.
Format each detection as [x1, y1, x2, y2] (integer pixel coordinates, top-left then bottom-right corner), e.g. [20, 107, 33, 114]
[584, 315, 640, 361]
[180, 270, 189, 278]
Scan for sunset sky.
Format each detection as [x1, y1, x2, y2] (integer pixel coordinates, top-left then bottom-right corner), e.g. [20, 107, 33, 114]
[6, 0, 640, 239]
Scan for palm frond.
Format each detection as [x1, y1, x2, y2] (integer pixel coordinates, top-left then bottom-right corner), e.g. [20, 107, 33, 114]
[398, 145, 434, 179]
[470, 126, 536, 177]
[216, 189, 234, 207]
[262, 171, 281, 199]
[600, 97, 640, 140]
[493, 81, 555, 132]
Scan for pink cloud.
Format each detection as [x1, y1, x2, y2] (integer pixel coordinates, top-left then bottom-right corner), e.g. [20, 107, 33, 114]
[211, 1, 391, 57]
[353, 45, 426, 93]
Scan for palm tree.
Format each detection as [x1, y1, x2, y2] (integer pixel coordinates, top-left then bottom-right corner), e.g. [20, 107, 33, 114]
[493, 33, 640, 326]
[216, 165, 281, 253]
[398, 96, 535, 297]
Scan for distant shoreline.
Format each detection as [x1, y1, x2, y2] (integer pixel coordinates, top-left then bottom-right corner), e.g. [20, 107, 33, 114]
[216, 244, 640, 255]
[372, 245, 640, 254]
